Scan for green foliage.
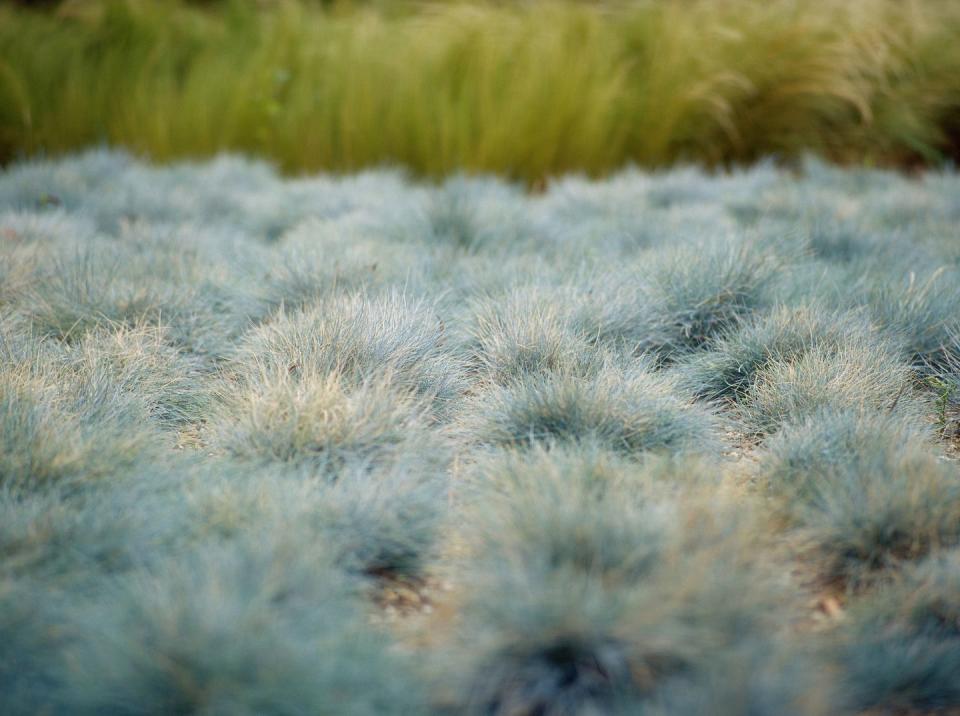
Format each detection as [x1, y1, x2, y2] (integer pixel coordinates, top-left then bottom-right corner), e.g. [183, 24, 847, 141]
[3, 0, 960, 180]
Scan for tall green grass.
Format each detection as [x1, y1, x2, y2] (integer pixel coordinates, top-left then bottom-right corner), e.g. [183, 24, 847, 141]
[3, 0, 960, 181]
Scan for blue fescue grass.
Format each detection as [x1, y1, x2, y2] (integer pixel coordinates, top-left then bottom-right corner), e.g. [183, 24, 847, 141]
[853, 266, 960, 374]
[211, 369, 447, 477]
[461, 445, 676, 585]
[2, 152, 960, 713]
[257, 223, 432, 315]
[458, 285, 605, 386]
[735, 342, 926, 435]
[836, 549, 960, 712]
[0, 578, 66, 715]
[678, 304, 886, 403]
[759, 410, 960, 587]
[57, 543, 428, 715]
[235, 291, 464, 413]
[577, 239, 787, 361]
[466, 364, 724, 458]
[437, 451, 807, 714]
[190, 460, 447, 580]
[930, 332, 960, 437]
[0, 367, 160, 498]
[64, 325, 212, 428]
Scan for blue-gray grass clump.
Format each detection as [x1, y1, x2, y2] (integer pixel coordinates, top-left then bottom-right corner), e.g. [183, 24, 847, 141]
[1, 150, 958, 714]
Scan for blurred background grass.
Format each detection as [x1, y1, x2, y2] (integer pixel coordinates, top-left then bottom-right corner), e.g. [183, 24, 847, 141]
[2, 0, 960, 182]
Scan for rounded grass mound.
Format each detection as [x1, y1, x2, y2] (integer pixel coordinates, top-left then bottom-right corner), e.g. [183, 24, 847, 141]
[462, 445, 676, 585]
[192, 462, 447, 580]
[582, 240, 785, 360]
[459, 286, 604, 386]
[467, 366, 724, 458]
[59, 544, 428, 716]
[213, 370, 446, 477]
[679, 304, 887, 403]
[237, 291, 463, 411]
[736, 343, 925, 435]
[439, 493, 799, 716]
[837, 549, 960, 713]
[759, 410, 960, 587]
[0, 370, 159, 498]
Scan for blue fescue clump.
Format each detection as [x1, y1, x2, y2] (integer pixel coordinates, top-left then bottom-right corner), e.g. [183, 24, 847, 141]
[759, 410, 960, 587]
[836, 549, 960, 713]
[436, 448, 819, 714]
[57, 543, 429, 715]
[235, 290, 464, 412]
[211, 369, 448, 476]
[735, 342, 925, 435]
[3, 151, 960, 713]
[578, 239, 786, 360]
[678, 304, 885, 403]
[458, 285, 604, 386]
[467, 364, 724, 457]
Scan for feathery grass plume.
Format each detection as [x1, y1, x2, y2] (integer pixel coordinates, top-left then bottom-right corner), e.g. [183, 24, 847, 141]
[5, 2, 960, 178]
[212, 369, 446, 476]
[459, 285, 605, 386]
[435, 486, 793, 715]
[59, 542, 428, 715]
[581, 240, 784, 360]
[836, 549, 960, 713]
[736, 342, 924, 435]
[236, 290, 462, 410]
[679, 304, 888, 403]
[467, 364, 723, 457]
[759, 410, 960, 587]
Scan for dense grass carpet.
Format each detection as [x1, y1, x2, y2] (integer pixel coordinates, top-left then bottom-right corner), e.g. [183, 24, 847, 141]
[1, 150, 960, 714]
